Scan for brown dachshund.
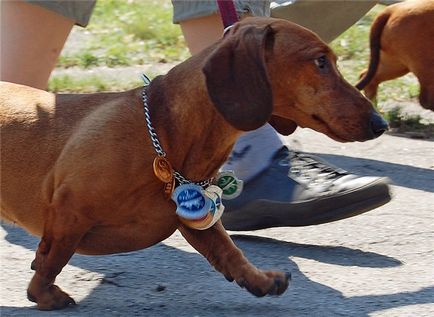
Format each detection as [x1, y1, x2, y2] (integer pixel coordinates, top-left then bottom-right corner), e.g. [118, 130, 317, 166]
[0, 17, 388, 310]
[356, 0, 434, 110]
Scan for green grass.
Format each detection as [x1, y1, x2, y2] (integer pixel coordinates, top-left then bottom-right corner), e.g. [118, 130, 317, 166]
[383, 106, 434, 138]
[56, 0, 189, 69]
[48, 74, 142, 93]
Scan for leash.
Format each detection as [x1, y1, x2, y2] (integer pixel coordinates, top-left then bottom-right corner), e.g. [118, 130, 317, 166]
[216, 0, 239, 35]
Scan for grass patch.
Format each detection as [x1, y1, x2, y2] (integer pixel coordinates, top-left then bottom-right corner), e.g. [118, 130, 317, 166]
[48, 74, 142, 93]
[383, 106, 434, 139]
[56, 0, 189, 69]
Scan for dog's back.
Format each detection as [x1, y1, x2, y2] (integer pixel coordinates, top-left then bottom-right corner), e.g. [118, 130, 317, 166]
[1, 83, 56, 225]
[381, 0, 434, 68]
[0, 82, 127, 232]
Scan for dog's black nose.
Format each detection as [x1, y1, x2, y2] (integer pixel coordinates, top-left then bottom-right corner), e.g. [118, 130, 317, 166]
[370, 112, 389, 138]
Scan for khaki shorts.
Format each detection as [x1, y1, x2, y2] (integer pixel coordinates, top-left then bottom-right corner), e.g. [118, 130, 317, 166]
[28, 0, 269, 28]
[173, 0, 378, 43]
[26, 0, 96, 27]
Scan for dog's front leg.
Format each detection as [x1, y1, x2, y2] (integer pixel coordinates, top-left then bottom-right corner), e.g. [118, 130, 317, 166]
[178, 222, 290, 297]
[28, 188, 92, 310]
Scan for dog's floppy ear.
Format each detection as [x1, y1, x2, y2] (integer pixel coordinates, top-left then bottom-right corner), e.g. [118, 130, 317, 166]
[203, 25, 274, 131]
[269, 115, 298, 135]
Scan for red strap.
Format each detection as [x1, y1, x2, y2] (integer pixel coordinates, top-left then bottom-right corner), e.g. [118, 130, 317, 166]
[216, 0, 239, 30]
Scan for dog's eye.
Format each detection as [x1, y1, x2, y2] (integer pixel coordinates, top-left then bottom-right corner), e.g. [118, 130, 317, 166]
[314, 55, 328, 69]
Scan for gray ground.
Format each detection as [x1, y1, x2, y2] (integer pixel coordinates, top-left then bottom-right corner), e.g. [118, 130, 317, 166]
[1, 117, 433, 316]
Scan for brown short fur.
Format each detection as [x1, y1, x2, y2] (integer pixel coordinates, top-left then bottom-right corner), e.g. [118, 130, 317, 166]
[1, 17, 383, 310]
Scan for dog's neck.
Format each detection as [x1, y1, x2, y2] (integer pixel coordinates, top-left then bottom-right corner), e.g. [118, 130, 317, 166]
[144, 61, 242, 183]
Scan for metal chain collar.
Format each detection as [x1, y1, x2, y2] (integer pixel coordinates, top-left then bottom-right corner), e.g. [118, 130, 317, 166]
[141, 75, 213, 188]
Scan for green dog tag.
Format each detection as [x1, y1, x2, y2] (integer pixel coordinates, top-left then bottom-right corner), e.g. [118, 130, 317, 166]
[215, 171, 243, 200]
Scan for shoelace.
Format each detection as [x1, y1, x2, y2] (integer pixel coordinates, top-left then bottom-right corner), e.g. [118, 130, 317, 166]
[283, 151, 349, 192]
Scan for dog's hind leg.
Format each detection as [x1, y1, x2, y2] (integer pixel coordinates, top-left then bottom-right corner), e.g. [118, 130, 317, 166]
[178, 222, 290, 297]
[27, 187, 92, 310]
[419, 83, 434, 111]
[361, 51, 409, 101]
[414, 68, 434, 111]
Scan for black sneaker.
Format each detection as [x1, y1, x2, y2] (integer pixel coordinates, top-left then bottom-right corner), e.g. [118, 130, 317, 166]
[221, 147, 391, 230]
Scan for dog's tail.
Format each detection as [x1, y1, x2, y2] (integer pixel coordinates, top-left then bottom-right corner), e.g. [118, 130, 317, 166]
[355, 10, 392, 90]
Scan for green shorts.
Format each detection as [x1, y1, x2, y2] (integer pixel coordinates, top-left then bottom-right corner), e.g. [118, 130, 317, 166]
[26, 0, 96, 27]
[172, 0, 270, 23]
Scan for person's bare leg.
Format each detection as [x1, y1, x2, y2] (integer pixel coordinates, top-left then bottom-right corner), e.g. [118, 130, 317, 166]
[0, 1, 74, 90]
[179, 14, 223, 55]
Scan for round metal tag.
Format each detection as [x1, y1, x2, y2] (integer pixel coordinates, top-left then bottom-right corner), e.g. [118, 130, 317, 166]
[202, 185, 225, 229]
[172, 184, 210, 219]
[153, 156, 173, 183]
[179, 213, 212, 230]
[204, 185, 223, 215]
[215, 171, 243, 200]
[180, 185, 225, 230]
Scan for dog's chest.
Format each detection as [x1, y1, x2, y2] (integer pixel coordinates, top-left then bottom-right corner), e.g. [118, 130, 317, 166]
[76, 206, 180, 255]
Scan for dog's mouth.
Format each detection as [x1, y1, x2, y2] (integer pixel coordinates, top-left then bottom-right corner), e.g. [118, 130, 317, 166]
[310, 114, 354, 142]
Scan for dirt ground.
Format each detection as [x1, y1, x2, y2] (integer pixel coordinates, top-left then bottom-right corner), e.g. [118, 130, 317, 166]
[1, 118, 433, 316]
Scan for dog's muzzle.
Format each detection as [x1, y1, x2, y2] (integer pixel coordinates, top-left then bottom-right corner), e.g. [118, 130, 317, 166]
[370, 112, 389, 138]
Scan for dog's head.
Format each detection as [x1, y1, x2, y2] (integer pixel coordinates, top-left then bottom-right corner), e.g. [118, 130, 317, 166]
[203, 17, 388, 142]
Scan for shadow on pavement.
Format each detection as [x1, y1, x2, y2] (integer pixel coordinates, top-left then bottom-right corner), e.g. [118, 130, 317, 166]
[2, 224, 433, 316]
[231, 235, 402, 268]
[311, 153, 434, 193]
[232, 235, 434, 316]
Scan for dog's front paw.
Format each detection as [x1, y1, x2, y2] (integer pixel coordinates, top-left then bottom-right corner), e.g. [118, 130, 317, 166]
[236, 270, 291, 297]
[28, 281, 76, 310]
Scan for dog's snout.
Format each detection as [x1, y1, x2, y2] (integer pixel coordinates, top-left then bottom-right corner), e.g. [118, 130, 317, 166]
[370, 112, 389, 138]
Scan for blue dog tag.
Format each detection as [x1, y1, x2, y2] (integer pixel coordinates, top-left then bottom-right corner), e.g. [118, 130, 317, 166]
[172, 184, 211, 219]
[179, 185, 225, 230]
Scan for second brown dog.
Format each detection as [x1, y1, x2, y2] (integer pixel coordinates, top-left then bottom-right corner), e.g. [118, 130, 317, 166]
[357, 0, 434, 110]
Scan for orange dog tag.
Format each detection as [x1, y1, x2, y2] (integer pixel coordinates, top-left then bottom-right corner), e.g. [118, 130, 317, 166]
[153, 156, 173, 183]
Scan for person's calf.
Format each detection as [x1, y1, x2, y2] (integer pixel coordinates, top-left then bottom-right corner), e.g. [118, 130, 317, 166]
[0, 1, 74, 90]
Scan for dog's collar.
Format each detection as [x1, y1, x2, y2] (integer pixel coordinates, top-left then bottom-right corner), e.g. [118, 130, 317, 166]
[140, 74, 214, 190]
[140, 74, 242, 230]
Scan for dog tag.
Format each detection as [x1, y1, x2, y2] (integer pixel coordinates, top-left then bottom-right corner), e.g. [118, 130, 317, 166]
[153, 156, 173, 183]
[215, 171, 243, 200]
[179, 212, 213, 230]
[203, 185, 225, 228]
[204, 185, 224, 213]
[180, 185, 225, 230]
[172, 184, 210, 220]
